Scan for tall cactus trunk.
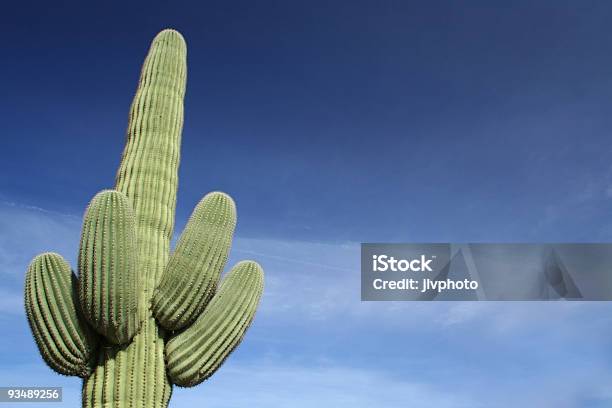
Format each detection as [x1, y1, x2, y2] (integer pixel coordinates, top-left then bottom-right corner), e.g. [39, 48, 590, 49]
[82, 30, 185, 407]
[24, 28, 264, 408]
[83, 318, 170, 406]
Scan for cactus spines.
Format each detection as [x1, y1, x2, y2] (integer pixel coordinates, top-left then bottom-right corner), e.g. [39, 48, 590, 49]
[166, 261, 264, 387]
[78, 190, 139, 344]
[24, 28, 264, 408]
[152, 191, 236, 330]
[115, 29, 186, 307]
[24, 253, 98, 378]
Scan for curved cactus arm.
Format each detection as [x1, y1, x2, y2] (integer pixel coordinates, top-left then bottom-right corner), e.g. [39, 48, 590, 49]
[152, 191, 236, 330]
[78, 190, 140, 344]
[165, 261, 264, 387]
[24, 253, 99, 378]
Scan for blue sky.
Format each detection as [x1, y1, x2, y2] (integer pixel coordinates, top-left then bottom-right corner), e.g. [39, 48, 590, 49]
[2, 1, 612, 406]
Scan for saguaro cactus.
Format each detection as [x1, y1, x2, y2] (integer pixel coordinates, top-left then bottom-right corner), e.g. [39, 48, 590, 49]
[24, 29, 264, 407]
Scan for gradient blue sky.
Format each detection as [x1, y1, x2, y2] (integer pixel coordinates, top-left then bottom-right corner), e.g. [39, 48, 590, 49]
[2, 1, 612, 407]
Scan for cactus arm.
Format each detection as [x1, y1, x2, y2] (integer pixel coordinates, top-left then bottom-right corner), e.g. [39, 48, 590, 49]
[165, 261, 264, 387]
[24, 253, 99, 378]
[152, 191, 236, 330]
[78, 190, 139, 344]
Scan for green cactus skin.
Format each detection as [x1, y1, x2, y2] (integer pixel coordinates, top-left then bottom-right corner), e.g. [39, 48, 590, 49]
[78, 190, 139, 344]
[166, 261, 263, 387]
[24, 253, 99, 378]
[23, 29, 265, 408]
[152, 191, 236, 331]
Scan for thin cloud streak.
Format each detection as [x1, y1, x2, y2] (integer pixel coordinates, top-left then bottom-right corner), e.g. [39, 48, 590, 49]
[2, 202, 612, 408]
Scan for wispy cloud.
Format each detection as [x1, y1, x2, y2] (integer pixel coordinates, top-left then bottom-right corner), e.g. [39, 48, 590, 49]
[0, 287, 24, 315]
[0, 200, 81, 281]
[2, 201, 612, 408]
[172, 359, 479, 408]
[170, 352, 612, 408]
